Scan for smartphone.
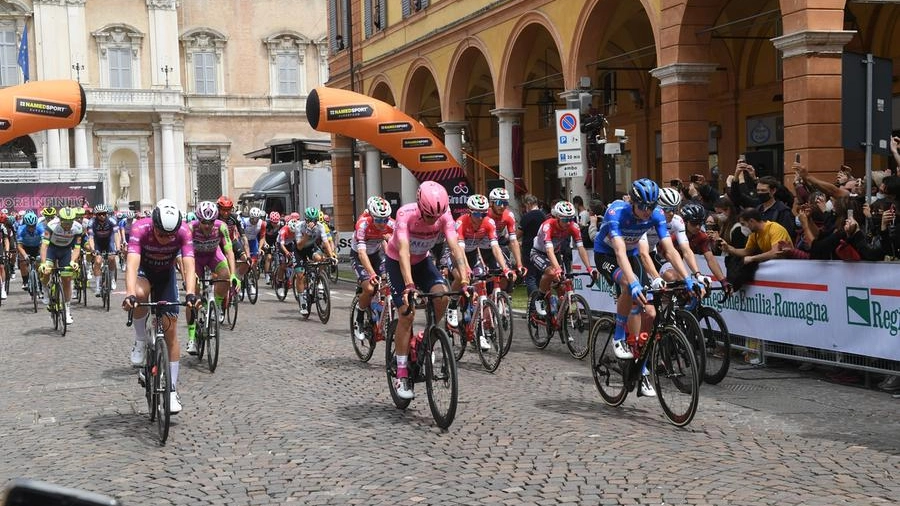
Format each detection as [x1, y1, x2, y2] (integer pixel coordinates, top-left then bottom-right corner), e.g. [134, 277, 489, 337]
[2, 480, 120, 506]
[738, 154, 746, 163]
[795, 153, 801, 163]
[847, 209, 854, 220]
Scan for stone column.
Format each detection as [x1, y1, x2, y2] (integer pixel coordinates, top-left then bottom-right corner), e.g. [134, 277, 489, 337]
[173, 118, 187, 210]
[74, 122, 89, 169]
[159, 113, 176, 202]
[772, 30, 854, 181]
[650, 63, 717, 183]
[400, 165, 418, 206]
[46, 129, 61, 168]
[437, 121, 468, 169]
[490, 108, 525, 214]
[152, 122, 162, 202]
[358, 141, 382, 198]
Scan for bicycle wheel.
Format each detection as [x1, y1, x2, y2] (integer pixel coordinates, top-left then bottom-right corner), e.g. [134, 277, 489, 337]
[674, 309, 706, 384]
[350, 294, 375, 362]
[696, 306, 731, 385]
[425, 325, 458, 429]
[328, 262, 339, 283]
[207, 302, 220, 372]
[247, 268, 259, 304]
[154, 337, 172, 444]
[29, 271, 38, 313]
[384, 320, 412, 410]
[315, 275, 331, 324]
[274, 269, 288, 301]
[474, 299, 503, 372]
[101, 269, 111, 311]
[562, 294, 593, 359]
[59, 284, 68, 336]
[494, 291, 514, 357]
[652, 324, 700, 427]
[79, 266, 88, 307]
[144, 355, 155, 421]
[49, 282, 59, 330]
[195, 305, 207, 361]
[527, 291, 552, 349]
[590, 315, 629, 406]
[292, 274, 302, 304]
[226, 289, 239, 331]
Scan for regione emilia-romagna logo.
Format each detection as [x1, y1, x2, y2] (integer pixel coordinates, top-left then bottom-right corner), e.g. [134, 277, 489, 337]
[847, 287, 900, 335]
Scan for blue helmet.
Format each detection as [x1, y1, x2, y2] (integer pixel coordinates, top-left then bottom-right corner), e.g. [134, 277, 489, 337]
[630, 178, 660, 206]
[23, 211, 38, 226]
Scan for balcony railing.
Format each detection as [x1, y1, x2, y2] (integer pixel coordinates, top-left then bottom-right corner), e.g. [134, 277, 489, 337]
[86, 88, 184, 112]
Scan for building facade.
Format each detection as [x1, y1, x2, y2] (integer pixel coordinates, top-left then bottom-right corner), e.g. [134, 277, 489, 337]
[2, 0, 329, 211]
[325, 0, 900, 228]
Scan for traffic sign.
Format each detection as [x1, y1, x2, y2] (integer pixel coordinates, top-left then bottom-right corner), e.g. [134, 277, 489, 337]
[557, 164, 584, 178]
[558, 151, 582, 164]
[555, 109, 582, 151]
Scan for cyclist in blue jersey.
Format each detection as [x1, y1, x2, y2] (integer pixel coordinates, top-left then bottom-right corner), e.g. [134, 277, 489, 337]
[16, 212, 45, 291]
[593, 179, 698, 396]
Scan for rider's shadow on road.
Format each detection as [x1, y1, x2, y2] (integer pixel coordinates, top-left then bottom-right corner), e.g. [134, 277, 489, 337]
[85, 410, 176, 447]
[335, 403, 449, 434]
[534, 397, 672, 429]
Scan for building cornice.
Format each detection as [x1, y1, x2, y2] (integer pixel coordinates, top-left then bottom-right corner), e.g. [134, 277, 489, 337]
[650, 63, 717, 87]
[771, 30, 855, 59]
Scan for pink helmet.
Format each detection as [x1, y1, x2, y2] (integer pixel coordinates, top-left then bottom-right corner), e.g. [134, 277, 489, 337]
[416, 181, 449, 219]
[268, 211, 281, 223]
[196, 201, 218, 221]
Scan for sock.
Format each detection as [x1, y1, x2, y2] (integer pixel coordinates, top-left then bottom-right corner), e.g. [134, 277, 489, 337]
[134, 315, 147, 342]
[187, 323, 196, 341]
[94, 277, 100, 290]
[170, 362, 180, 390]
[614, 314, 627, 342]
[396, 355, 408, 378]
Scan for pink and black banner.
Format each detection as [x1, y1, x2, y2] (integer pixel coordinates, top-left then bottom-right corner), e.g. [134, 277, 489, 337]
[0, 182, 104, 212]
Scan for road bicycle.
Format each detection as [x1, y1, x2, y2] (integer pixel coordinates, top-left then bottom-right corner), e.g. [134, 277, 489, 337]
[326, 256, 339, 283]
[95, 251, 114, 311]
[240, 257, 260, 304]
[45, 261, 71, 337]
[526, 272, 595, 359]
[479, 269, 515, 357]
[25, 255, 42, 313]
[590, 280, 701, 427]
[692, 287, 732, 385]
[127, 300, 189, 445]
[72, 251, 90, 307]
[295, 259, 332, 324]
[446, 280, 504, 373]
[272, 250, 292, 302]
[193, 271, 225, 372]
[385, 290, 459, 429]
[349, 277, 394, 362]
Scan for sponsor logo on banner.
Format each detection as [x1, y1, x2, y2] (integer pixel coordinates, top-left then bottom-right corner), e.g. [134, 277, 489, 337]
[705, 289, 829, 326]
[440, 176, 470, 216]
[419, 153, 448, 163]
[0, 182, 104, 212]
[402, 138, 433, 148]
[16, 98, 73, 118]
[326, 105, 374, 120]
[847, 287, 900, 336]
[378, 122, 413, 134]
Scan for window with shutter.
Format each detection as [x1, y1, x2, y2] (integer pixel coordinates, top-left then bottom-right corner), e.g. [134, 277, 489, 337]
[277, 54, 299, 96]
[109, 48, 133, 89]
[0, 29, 18, 86]
[196, 155, 223, 201]
[193, 51, 216, 94]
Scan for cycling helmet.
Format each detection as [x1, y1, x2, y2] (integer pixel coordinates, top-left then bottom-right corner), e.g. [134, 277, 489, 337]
[42, 207, 57, 219]
[680, 201, 707, 224]
[152, 198, 182, 233]
[488, 187, 510, 202]
[185, 211, 196, 222]
[249, 207, 264, 219]
[416, 181, 449, 219]
[23, 212, 38, 226]
[268, 211, 282, 223]
[93, 203, 109, 214]
[216, 196, 233, 209]
[126, 210, 136, 219]
[366, 196, 391, 219]
[75, 207, 86, 217]
[466, 194, 490, 212]
[304, 207, 319, 221]
[630, 178, 660, 206]
[290, 212, 300, 221]
[58, 207, 77, 221]
[196, 201, 219, 221]
[551, 201, 577, 219]
[658, 187, 682, 210]
[290, 220, 304, 234]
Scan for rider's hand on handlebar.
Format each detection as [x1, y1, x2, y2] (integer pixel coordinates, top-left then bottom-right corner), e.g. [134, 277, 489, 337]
[589, 268, 600, 281]
[650, 276, 665, 290]
[185, 293, 199, 309]
[402, 284, 417, 307]
[720, 279, 734, 297]
[368, 274, 380, 286]
[629, 280, 647, 305]
[517, 266, 528, 279]
[122, 294, 137, 311]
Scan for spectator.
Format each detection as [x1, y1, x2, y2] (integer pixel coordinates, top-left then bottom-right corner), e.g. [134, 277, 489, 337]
[757, 176, 796, 240]
[573, 195, 590, 241]
[714, 196, 748, 249]
[727, 159, 759, 209]
[686, 173, 719, 210]
[719, 207, 792, 267]
[517, 194, 545, 295]
[586, 199, 606, 243]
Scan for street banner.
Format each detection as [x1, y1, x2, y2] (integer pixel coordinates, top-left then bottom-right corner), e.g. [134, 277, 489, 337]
[0, 181, 104, 212]
[306, 87, 470, 215]
[0, 80, 86, 145]
[571, 255, 900, 362]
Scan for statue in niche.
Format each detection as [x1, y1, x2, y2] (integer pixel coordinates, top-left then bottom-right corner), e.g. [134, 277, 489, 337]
[118, 162, 132, 201]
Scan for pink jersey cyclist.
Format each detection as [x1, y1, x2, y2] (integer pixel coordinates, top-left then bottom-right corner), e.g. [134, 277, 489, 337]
[127, 217, 194, 313]
[188, 219, 231, 275]
[385, 203, 457, 264]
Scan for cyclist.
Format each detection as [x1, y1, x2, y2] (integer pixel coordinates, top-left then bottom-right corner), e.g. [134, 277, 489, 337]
[39, 207, 84, 324]
[17, 211, 44, 291]
[446, 194, 513, 340]
[216, 196, 251, 282]
[122, 199, 198, 414]
[40, 206, 56, 225]
[276, 215, 297, 290]
[0, 213, 10, 299]
[639, 187, 707, 289]
[185, 201, 238, 355]
[678, 202, 731, 295]
[593, 179, 698, 396]
[385, 181, 469, 400]
[486, 187, 526, 286]
[87, 204, 121, 296]
[530, 200, 599, 316]
[243, 207, 267, 297]
[351, 197, 394, 340]
[292, 207, 336, 316]
[262, 211, 281, 284]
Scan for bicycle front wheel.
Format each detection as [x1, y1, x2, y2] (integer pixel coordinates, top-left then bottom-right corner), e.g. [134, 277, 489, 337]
[29, 271, 39, 313]
[562, 294, 593, 359]
[328, 262, 339, 283]
[274, 269, 288, 301]
[154, 337, 172, 445]
[494, 291, 514, 357]
[315, 276, 331, 324]
[425, 325, 458, 429]
[590, 315, 628, 407]
[527, 291, 552, 349]
[207, 303, 220, 372]
[696, 307, 731, 384]
[225, 290, 239, 330]
[475, 299, 503, 373]
[195, 306, 207, 361]
[384, 320, 412, 410]
[675, 309, 706, 384]
[350, 294, 375, 362]
[652, 325, 700, 427]
[101, 269, 111, 311]
[247, 269, 259, 304]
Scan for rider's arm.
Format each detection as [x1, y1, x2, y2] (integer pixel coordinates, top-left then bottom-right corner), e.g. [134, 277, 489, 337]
[70, 234, 82, 264]
[40, 236, 48, 264]
[638, 239, 662, 280]
[678, 236, 702, 276]
[447, 238, 469, 284]
[220, 224, 237, 275]
[125, 251, 140, 296]
[397, 236, 414, 288]
[659, 236, 691, 280]
[702, 249, 727, 281]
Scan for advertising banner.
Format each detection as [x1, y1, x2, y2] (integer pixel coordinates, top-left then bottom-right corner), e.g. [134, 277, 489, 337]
[0, 182, 104, 212]
[572, 255, 900, 362]
[0, 80, 86, 145]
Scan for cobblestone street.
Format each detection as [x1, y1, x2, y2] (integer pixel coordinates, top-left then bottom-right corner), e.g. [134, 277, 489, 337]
[1, 277, 898, 505]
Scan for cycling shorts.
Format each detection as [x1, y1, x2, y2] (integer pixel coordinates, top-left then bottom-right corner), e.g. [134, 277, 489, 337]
[46, 244, 73, 269]
[137, 267, 180, 316]
[94, 237, 115, 254]
[351, 250, 385, 281]
[385, 255, 447, 309]
[594, 252, 646, 296]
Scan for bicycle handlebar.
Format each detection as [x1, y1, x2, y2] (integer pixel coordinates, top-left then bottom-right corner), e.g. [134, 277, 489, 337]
[400, 288, 469, 316]
[126, 300, 192, 327]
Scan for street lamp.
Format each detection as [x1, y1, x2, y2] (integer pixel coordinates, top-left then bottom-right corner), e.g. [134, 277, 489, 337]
[160, 65, 173, 89]
[71, 63, 84, 83]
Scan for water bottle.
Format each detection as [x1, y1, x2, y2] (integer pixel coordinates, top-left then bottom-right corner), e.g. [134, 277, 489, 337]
[410, 330, 424, 362]
[370, 300, 383, 323]
[463, 303, 474, 324]
[549, 295, 559, 315]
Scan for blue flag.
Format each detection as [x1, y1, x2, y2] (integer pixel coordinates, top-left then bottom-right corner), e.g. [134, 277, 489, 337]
[17, 26, 28, 82]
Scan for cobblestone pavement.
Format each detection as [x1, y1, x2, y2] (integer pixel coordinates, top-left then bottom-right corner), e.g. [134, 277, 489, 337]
[1, 274, 898, 505]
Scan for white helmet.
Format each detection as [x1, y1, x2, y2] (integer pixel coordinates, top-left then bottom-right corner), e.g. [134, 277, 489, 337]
[249, 207, 264, 219]
[658, 187, 682, 210]
[366, 196, 391, 219]
[551, 200, 576, 219]
[152, 198, 182, 233]
[196, 201, 218, 221]
[489, 187, 510, 202]
[466, 194, 490, 212]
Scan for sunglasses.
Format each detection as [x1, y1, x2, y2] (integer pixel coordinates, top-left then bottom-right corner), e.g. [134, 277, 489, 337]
[492, 200, 508, 207]
[559, 217, 575, 223]
[374, 217, 389, 224]
[470, 212, 487, 218]
[635, 202, 657, 211]
[200, 219, 215, 225]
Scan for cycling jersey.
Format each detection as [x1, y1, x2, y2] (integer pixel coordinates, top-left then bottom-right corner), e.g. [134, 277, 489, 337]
[243, 217, 265, 257]
[42, 218, 84, 248]
[17, 223, 45, 249]
[532, 218, 583, 255]
[487, 208, 517, 245]
[188, 219, 230, 273]
[641, 213, 688, 252]
[264, 222, 280, 245]
[385, 203, 457, 264]
[455, 214, 498, 252]
[88, 217, 119, 253]
[687, 229, 713, 255]
[352, 211, 394, 254]
[594, 200, 668, 256]
[127, 218, 194, 272]
[295, 221, 329, 251]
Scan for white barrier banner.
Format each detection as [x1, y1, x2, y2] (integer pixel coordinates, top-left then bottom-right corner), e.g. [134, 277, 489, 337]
[571, 255, 900, 362]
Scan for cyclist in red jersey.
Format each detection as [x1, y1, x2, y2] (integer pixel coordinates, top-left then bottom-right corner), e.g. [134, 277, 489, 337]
[352, 197, 395, 338]
[487, 187, 525, 288]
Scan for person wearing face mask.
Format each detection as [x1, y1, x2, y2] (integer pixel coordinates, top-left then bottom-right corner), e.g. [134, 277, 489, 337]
[756, 176, 796, 240]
